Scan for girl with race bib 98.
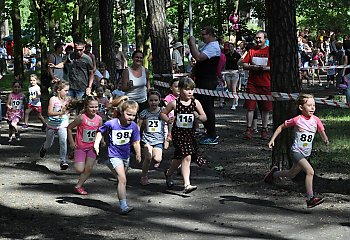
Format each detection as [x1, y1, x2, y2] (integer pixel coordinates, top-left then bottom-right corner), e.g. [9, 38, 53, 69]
[161, 77, 207, 194]
[94, 100, 141, 215]
[138, 90, 166, 186]
[67, 96, 103, 195]
[5, 81, 26, 143]
[265, 93, 329, 208]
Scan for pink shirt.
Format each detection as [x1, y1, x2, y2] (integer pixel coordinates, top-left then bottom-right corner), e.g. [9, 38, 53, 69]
[75, 113, 102, 150]
[285, 115, 325, 157]
[164, 93, 177, 118]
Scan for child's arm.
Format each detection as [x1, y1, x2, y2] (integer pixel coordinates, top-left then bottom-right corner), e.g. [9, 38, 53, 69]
[194, 99, 207, 122]
[319, 130, 329, 145]
[137, 118, 144, 131]
[6, 93, 12, 109]
[160, 101, 175, 124]
[94, 131, 103, 156]
[67, 116, 83, 150]
[268, 123, 287, 148]
[132, 140, 141, 163]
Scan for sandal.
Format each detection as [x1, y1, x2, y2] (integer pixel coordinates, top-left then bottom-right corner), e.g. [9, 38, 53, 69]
[183, 184, 197, 194]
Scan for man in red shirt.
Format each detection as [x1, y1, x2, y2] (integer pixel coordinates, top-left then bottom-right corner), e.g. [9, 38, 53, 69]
[242, 30, 271, 140]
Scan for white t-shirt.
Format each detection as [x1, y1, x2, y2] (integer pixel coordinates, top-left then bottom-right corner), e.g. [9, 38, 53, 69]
[28, 85, 41, 106]
[200, 41, 221, 59]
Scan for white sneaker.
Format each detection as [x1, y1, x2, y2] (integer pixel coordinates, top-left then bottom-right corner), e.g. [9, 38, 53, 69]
[231, 105, 236, 111]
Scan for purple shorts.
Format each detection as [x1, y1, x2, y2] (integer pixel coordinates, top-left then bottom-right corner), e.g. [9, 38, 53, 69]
[74, 148, 96, 163]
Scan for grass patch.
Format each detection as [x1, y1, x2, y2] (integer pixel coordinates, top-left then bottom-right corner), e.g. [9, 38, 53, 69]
[312, 108, 350, 174]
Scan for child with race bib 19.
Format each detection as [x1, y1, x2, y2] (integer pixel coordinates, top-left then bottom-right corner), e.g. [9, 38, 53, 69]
[94, 100, 141, 215]
[67, 96, 103, 195]
[5, 81, 26, 143]
[161, 77, 207, 194]
[264, 93, 329, 208]
[138, 90, 166, 185]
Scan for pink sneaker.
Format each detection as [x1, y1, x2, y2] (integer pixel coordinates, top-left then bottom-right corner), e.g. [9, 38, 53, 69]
[74, 186, 88, 195]
[140, 176, 150, 186]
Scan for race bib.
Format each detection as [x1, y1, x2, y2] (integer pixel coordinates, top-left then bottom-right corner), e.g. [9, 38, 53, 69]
[82, 129, 96, 142]
[252, 56, 268, 67]
[176, 114, 194, 129]
[11, 99, 23, 110]
[112, 129, 132, 145]
[146, 120, 161, 133]
[29, 91, 37, 100]
[53, 105, 62, 112]
[295, 131, 314, 150]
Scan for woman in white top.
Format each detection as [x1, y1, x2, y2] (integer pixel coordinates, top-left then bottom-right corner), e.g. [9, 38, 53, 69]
[120, 50, 150, 113]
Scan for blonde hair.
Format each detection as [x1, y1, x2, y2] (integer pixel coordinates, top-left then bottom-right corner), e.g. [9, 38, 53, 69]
[30, 74, 40, 84]
[296, 93, 314, 107]
[120, 100, 139, 112]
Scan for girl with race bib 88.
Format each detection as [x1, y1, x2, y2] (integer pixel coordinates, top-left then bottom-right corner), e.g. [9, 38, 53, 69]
[138, 90, 166, 186]
[5, 81, 26, 143]
[67, 96, 103, 195]
[265, 93, 329, 208]
[161, 77, 207, 194]
[94, 100, 141, 215]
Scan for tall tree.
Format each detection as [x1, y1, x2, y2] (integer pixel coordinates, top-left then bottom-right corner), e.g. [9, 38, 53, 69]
[11, 0, 24, 80]
[72, 0, 91, 42]
[146, 0, 172, 89]
[266, 0, 300, 168]
[99, 0, 116, 82]
[134, 0, 144, 51]
[177, 1, 184, 43]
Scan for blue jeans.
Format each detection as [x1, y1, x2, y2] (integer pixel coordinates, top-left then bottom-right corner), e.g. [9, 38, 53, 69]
[68, 89, 85, 100]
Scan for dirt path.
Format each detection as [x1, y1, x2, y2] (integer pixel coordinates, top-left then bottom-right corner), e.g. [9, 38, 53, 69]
[1, 85, 350, 240]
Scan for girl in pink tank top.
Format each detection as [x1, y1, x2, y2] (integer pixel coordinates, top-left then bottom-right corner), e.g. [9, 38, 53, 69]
[67, 96, 103, 195]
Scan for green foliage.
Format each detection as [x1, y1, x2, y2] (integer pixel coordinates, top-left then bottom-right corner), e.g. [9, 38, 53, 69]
[296, 0, 350, 34]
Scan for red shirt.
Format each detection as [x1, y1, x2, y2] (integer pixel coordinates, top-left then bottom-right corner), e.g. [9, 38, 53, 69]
[243, 46, 270, 87]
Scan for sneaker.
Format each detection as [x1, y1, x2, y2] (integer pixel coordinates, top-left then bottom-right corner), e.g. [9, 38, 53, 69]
[15, 132, 21, 141]
[164, 169, 174, 189]
[244, 127, 253, 139]
[199, 136, 219, 145]
[60, 161, 69, 170]
[154, 162, 160, 168]
[41, 123, 47, 132]
[22, 124, 29, 129]
[74, 186, 88, 195]
[260, 128, 269, 140]
[231, 105, 236, 111]
[140, 176, 150, 186]
[39, 145, 47, 158]
[264, 166, 278, 183]
[306, 197, 324, 208]
[184, 184, 197, 194]
[8, 137, 13, 143]
[120, 206, 134, 215]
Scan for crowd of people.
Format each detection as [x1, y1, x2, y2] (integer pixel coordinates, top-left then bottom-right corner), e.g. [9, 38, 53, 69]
[0, 27, 335, 213]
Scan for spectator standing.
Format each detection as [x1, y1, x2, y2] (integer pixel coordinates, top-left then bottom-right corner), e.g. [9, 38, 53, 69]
[48, 42, 64, 84]
[188, 26, 221, 145]
[114, 42, 128, 86]
[242, 30, 271, 140]
[49, 42, 94, 100]
[172, 42, 184, 73]
[119, 50, 150, 114]
[84, 43, 97, 72]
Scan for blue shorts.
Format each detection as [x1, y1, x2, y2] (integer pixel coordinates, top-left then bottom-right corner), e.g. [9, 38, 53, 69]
[106, 157, 130, 169]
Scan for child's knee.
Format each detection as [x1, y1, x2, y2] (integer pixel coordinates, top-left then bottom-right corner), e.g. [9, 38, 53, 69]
[118, 175, 127, 185]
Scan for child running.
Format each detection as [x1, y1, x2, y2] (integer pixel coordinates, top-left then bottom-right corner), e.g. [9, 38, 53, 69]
[95, 86, 110, 122]
[161, 77, 207, 194]
[94, 100, 141, 215]
[5, 81, 26, 143]
[138, 90, 166, 185]
[39, 80, 71, 170]
[163, 78, 179, 149]
[23, 74, 46, 131]
[67, 96, 103, 195]
[264, 93, 329, 208]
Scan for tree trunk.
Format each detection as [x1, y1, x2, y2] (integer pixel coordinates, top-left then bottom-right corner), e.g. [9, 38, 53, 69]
[99, 0, 116, 82]
[135, 0, 144, 51]
[146, 0, 172, 92]
[11, 0, 24, 81]
[120, 0, 128, 55]
[216, 0, 222, 37]
[92, 6, 100, 62]
[177, 2, 184, 44]
[72, 0, 91, 42]
[142, 14, 151, 69]
[266, 0, 300, 169]
[48, 7, 55, 51]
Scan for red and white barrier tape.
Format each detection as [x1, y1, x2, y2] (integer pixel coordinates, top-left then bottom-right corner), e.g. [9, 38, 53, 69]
[299, 64, 350, 71]
[154, 80, 350, 109]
